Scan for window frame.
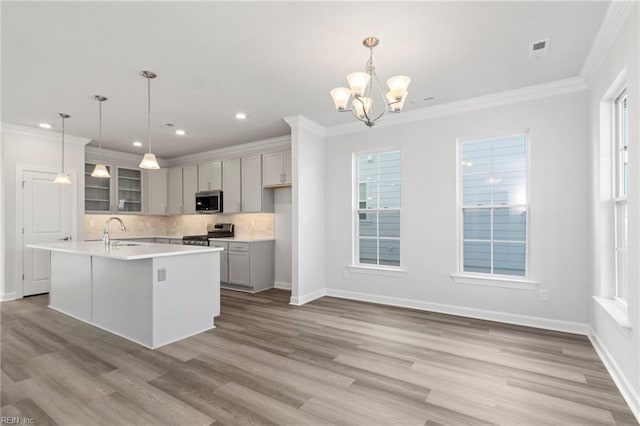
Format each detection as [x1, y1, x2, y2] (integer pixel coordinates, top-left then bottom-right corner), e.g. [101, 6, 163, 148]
[456, 131, 531, 281]
[352, 149, 402, 270]
[613, 88, 628, 306]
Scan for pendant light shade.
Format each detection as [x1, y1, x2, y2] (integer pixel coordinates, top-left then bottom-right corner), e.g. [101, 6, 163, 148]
[54, 113, 72, 185]
[91, 95, 111, 178]
[54, 172, 72, 185]
[91, 164, 110, 178]
[139, 70, 161, 170]
[139, 153, 160, 169]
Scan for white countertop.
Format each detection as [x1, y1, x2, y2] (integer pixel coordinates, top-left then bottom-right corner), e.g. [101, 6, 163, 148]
[208, 237, 275, 242]
[27, 241, 223, 260]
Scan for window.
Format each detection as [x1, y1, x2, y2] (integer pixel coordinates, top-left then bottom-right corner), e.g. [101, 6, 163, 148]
[459, 133, 528, 277]
[355, 151, 401, 267]
[614, 89, 628, 304]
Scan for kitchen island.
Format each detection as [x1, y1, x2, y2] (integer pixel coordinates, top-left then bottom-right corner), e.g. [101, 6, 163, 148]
[27, 241, 223, 349]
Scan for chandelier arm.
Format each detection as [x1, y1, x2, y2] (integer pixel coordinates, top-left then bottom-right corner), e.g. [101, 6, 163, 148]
[353, 95, 371, 124]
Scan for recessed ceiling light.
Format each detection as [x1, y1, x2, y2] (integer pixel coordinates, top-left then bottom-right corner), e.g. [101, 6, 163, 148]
[235, 112, 247, 120]
[132, 141, 143, 147]
[175, 129, 186, 136]
[39, 123, 52, 129]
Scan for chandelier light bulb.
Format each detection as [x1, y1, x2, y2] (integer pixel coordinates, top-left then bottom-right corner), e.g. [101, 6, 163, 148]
[352, 97, 372, 119]
[330, 87, 352, 111]
[346, 72, 371, 97]
[386, 75, 411, 101]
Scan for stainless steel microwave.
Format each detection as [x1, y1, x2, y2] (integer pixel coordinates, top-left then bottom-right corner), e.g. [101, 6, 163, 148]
[195, 190, 223, 213]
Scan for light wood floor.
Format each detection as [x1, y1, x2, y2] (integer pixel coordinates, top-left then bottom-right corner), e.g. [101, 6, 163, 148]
[1, 289, 637, 425]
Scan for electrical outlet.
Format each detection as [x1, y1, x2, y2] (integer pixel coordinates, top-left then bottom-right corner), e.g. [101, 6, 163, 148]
[538, 289, 548, 301]
[158, 268, 167, 282]
[343, 270, 349, 279]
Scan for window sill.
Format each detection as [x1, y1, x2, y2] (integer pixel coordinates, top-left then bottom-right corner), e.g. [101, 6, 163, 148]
[348, 265, 407, 277]
[450, 273, 538, 290]
[593, 296, 632, 329]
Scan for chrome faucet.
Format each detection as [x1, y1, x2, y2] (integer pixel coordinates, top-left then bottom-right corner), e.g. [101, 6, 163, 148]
[103, 217, 127, 246]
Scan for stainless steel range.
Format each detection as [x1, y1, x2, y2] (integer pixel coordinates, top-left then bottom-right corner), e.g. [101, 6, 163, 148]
[182, 223, 234, 246]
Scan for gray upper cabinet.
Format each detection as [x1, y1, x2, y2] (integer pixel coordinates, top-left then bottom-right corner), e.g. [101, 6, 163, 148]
[223, 159, 241, 213]
[198, 162, 222, 192]
[242, 155, 263, 212]
[168, 166, 198, 214]
[146, 168, 168, 215]
[262, 151, 292, 187]
[182, 166, 198, 214]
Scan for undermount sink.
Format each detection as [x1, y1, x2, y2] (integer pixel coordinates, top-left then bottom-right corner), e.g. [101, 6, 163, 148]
[111, 242, 142, 247]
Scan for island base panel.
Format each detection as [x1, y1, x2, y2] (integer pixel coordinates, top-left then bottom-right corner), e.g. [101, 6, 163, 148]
[49, 251, 92, 322]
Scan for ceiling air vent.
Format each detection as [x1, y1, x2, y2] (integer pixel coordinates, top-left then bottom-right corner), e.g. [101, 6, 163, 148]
[529, 38, 550, 59]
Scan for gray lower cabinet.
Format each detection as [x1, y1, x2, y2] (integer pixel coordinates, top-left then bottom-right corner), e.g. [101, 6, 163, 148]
[209, 240, 274, 293]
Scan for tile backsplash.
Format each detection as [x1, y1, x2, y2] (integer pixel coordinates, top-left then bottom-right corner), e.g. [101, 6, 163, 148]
[84, 214, 275, 240]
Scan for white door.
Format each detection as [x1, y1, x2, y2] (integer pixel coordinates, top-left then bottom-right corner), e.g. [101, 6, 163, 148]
[22, 170, 73, 296]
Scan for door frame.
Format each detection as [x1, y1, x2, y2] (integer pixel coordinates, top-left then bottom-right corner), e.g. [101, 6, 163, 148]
[15, 164, 78, 299]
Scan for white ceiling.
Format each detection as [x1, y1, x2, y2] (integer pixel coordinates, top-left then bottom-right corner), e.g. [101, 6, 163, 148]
[2, 1, 608, 158]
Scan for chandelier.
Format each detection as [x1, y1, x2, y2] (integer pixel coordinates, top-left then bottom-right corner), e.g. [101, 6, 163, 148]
[330, 37, 410, 127]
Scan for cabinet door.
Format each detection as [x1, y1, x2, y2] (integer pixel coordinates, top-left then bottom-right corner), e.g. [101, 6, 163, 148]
[116, 167, 142, 213]
[228, 251, 250, 287]
[210, 162, 222, 190]
[85, 163, 112, 212]
[283, 151, 292, 184]
[198, 162, 222, 192]
[262, 152, 284, 187]
[168, 167, 183, 215]
[197, 164, 210, 192]
[146, 168, 168, 215]
[220, 251, 229, 283]
[182, 166, 198, 214]
[222, 159, 241, 213]
[242, 155, 262, 212]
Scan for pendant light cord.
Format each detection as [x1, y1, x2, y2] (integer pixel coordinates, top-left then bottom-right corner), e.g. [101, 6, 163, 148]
[147, 76, 152, 154]
[61, 116, 65, 173]
[98, 100, 102, 163]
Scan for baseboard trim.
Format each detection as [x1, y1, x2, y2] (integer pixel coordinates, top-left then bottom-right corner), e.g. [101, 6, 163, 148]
[588, 329, 640, 423]
[324, 288, 590, 335]
[0, 292, 18, 302]
[274, 281, 292, 290]
[290, 288, 326, 306]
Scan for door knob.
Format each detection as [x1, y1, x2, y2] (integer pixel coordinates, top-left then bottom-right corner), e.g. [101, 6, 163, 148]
[59, 236, 71, 241]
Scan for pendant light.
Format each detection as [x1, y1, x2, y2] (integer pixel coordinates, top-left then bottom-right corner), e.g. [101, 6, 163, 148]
[91, 95, 110, 178]
[53, 113, 72, 184]
[139, 70, 160, 169]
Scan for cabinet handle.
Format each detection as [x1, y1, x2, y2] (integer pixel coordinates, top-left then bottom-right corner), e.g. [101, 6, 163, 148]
[237, 203, 241, 211]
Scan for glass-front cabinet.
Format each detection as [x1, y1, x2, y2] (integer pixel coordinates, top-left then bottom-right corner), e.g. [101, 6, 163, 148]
[84, 163, 145, 214]
[85, 163, 112, 213]
[116, 167, 142, 213]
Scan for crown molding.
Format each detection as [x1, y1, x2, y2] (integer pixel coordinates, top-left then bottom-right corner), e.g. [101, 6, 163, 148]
[166, 135, 291, 167]
[325, 76, 587, 137]
[85, 146, 169, 167]
[580, 1, 636, 86]
[1, 122, 91, 146]
[283, 115, 326, 137]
